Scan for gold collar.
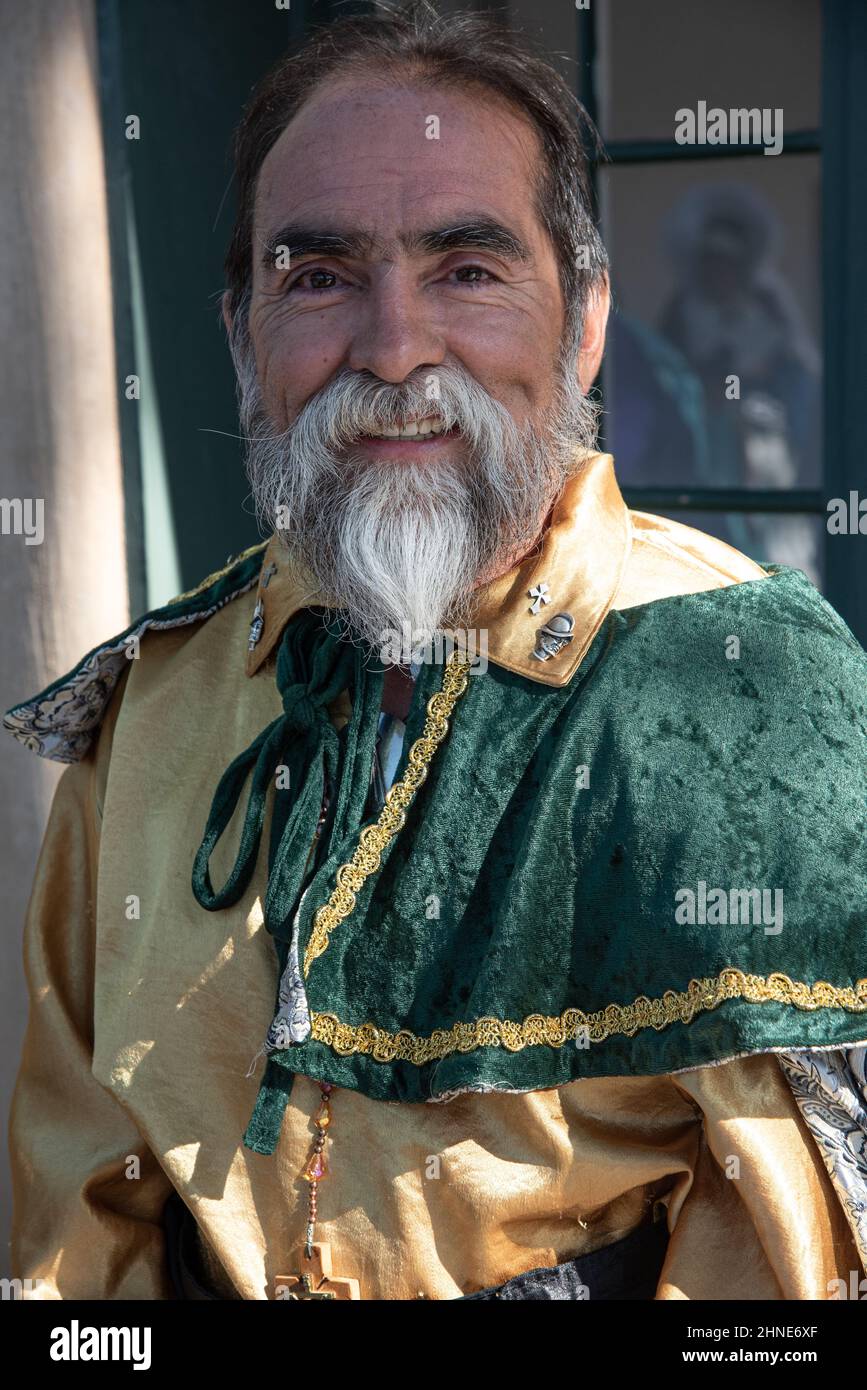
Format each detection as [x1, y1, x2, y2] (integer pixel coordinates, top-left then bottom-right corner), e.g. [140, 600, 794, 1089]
[244, 450, 631, 689]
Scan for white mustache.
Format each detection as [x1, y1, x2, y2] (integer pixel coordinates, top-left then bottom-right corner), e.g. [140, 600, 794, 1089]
[265, 362, 524, 472]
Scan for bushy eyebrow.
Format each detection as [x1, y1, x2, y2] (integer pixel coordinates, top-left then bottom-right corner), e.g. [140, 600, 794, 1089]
[260, 217, 532, 268]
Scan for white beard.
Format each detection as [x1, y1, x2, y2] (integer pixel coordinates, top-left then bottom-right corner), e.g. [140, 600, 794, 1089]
[233, 342, 598, 658]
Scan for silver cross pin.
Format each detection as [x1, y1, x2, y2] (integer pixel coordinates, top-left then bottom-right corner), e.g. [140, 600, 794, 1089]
[528, 582, 551, 615]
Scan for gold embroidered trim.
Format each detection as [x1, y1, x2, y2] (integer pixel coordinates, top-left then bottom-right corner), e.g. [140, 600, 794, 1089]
[303, 651, 472, 976]
[168, 541, 268, 605]
[308, 969, 867, 1064]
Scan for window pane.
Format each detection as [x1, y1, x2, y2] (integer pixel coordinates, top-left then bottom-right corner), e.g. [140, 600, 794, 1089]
[597, 0, 820, 143]
[646, 510, 824, 590]
[503, 0, 583, 89]
[600, 155, 822, 490]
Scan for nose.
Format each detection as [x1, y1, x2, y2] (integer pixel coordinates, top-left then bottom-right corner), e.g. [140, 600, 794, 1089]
[346, 268, 446, 383]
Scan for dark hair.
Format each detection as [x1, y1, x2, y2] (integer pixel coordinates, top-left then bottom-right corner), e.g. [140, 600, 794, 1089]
[225, 0, 608, 353]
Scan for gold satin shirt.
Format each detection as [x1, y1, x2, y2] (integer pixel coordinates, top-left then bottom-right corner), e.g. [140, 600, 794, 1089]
[10, 452, 861, 1299]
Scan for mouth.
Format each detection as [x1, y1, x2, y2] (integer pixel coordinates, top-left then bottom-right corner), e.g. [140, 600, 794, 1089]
[349, 417, 461, 454]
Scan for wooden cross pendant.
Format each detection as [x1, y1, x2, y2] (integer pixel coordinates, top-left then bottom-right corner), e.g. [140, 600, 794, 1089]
[275, 1242, 361, 1300]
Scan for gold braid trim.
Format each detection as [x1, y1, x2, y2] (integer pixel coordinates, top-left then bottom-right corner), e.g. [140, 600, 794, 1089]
[168, 540, 268, 605]
[303, 651, 472, 976]
[308, 969, 867, 1064]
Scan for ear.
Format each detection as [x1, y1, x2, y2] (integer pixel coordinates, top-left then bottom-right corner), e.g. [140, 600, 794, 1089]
[576, 274, 610, 393]
[221, 290, 233, 338]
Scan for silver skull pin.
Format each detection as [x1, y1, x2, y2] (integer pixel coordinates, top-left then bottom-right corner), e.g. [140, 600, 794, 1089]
[532, 612, 575, 662]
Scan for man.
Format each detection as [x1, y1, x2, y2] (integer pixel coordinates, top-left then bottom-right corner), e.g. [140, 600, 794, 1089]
[6, 4, 867, 1301]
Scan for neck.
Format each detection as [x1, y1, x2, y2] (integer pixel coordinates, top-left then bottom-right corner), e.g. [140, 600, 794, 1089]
[471, 499, 558, 593]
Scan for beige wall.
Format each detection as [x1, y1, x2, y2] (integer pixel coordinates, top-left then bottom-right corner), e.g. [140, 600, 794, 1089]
[0, 0, 129, 1272]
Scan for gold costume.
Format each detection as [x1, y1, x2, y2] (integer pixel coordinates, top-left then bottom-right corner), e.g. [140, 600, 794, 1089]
[9, 453, 862, 1299]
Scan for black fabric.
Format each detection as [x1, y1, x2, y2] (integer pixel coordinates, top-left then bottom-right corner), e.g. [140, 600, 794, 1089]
[164, 1191, 234, 1301]
[163, 1190, 669, 1301]
[458, 1217, 669, 1300]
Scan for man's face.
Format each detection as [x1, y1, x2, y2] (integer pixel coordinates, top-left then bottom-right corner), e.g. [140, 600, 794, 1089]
[235, 77, 601, 657]
[249, 79, 567, 445]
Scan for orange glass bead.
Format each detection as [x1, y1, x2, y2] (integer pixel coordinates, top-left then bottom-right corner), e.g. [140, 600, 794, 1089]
[303, 1151, 328, 1183]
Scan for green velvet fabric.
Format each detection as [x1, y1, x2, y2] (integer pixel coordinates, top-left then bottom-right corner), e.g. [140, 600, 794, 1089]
[239, 565, 867, 1129]
[192, 609, 384, 931]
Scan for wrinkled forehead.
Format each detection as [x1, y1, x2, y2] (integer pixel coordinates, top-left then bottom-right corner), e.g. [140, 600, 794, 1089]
[252, 77, 548, 261]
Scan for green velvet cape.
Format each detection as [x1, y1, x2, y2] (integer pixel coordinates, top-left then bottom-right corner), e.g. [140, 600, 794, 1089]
[234, 565, 867, 1151]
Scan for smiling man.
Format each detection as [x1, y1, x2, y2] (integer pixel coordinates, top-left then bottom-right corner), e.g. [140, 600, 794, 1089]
[6, 3, 867, 1302]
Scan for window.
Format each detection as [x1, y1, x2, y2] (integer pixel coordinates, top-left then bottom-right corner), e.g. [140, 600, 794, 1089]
[510, 0, 866, 642]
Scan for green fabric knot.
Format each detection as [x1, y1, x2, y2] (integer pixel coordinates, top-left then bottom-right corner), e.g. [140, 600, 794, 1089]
[191, 608, 380, 937]
[190, 606, 386, 1155]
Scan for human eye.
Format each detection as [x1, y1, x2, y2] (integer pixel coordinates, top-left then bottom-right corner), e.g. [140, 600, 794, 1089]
[286, 266, 344, 295]
[450, 264, 498, 286]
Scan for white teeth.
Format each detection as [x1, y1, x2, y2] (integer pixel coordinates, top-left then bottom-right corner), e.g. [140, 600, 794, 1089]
[364, 418, 446, 440]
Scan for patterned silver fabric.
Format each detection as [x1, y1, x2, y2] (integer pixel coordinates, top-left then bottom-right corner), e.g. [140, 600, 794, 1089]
[778, 1046, 867, 1269]
[266, 894, 313, 1051]
[2, 577, 259, 763]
